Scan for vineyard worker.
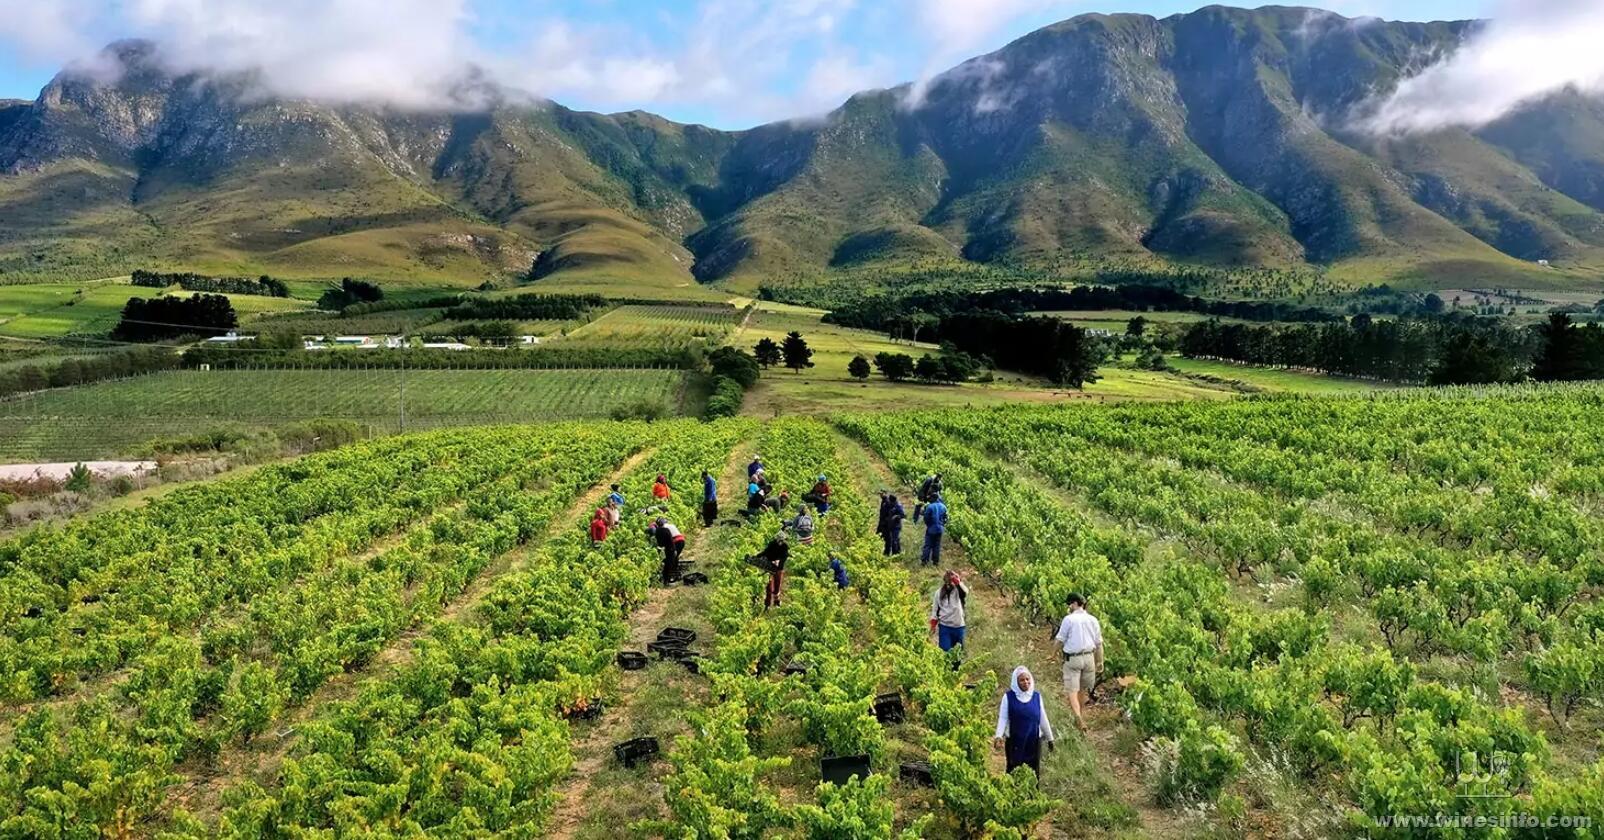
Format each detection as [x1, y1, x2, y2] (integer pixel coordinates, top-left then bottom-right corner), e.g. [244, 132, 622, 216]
[650, 517, 687, 585]
[929, 570, 969, 656]
[812, 475, 834, 515]
[1054, 593, 1105, 732]
[589, 508, 609, 545]
[603, 499, 622, 530]
[760, 531, 790, 609]
[882, 494, 905, 556]
[608, 484, 625, 509]
[914, 473, 942, 523]
[829, 555, 850, 589]
[745, 479, 767, 517]
[994, 666, 1056, 777]
[701, 469, 719, 527]
[785, 504, 816, 545]
[652, 473, 671, 501]
[920, 494, 948, 567]
[765, 489, 791, 515]
[748, 455, 764, 479]
[875, 490, 891, 538]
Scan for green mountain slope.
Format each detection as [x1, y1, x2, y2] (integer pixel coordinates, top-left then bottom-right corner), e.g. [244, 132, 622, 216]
[2, 8, 1603, 292]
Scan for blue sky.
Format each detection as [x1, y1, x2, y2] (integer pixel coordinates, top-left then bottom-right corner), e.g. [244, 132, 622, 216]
[0, 1, 1489, 128]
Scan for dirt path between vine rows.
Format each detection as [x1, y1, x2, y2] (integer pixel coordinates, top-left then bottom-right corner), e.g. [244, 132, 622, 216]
[834, 431, 1190, 840]
[542, 435, 756, 840]
[162, 443, 659, 829]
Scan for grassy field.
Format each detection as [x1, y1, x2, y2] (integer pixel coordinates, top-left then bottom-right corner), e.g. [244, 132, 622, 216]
[1163, 356, 1394, 394]
[0, 281, 310, 338]
[0, 368, 686, 461]
[732, 301, 1239, 414]
[1036, 309, 1236, 332]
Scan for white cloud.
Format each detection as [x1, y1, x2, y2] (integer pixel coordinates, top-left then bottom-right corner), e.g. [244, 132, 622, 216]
[1357, 0, 1604, 134]
[0, 0, 1099, 126]
[900, 0, 1079, 109]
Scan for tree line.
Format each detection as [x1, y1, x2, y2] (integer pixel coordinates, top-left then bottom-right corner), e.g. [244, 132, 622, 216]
[822, 284, 1339, 337]
[131, 270, 291, 298]
[0, 347, 179, 399]
[440, 293, 608, 322]
[1174, 314, 1600, 384]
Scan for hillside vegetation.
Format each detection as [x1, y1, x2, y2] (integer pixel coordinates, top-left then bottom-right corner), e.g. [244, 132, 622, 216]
[3, 8, 1604, 291]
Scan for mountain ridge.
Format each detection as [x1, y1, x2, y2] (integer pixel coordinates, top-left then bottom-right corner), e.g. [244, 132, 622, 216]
[2, 5, 1601, 292]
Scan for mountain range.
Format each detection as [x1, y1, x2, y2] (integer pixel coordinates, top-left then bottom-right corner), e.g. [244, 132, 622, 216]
[3, 4, 1603, 293]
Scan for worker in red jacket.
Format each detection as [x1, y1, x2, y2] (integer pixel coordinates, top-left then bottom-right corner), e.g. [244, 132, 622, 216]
[589, 508, 609, 545]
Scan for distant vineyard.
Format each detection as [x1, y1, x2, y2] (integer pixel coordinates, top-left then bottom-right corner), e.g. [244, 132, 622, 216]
[557, 304, 745, 351]
[0, 368, 686, 460]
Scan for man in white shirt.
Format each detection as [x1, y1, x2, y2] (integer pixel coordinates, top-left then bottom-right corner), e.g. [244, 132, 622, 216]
[1053, 592, 1104, 732]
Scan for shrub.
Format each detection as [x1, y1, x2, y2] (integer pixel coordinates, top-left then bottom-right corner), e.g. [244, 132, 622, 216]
[1145, 723, 1245, 806]
[704, 376, 746, 420]
[63, 464, 92, 493]
[709, 347, 761, 389]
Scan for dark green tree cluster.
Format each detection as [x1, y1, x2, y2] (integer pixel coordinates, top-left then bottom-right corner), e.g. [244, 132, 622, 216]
[1179, 316, 1534, 384]
[112, 294, 238, 342]
[1531, 313, 1604, 381]
[708, 347, 760, 388]
[871, 350, 981, 384]
[818, 283, 1339, 335]
[704, 346, 761, 418]
[936, 313, 1104, 387]
[131, 270, 290, 297]
[316, 279, 384, 311]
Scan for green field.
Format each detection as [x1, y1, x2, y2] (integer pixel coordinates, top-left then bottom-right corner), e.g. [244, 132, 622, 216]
[0, 368, 686, 460]
[1164, 356, 1393, 394]
[732, 301, 1238, 414]
[1037, 309, 1233, 332]
[4, 391, 1602, 838]
[0, 281, 310, 338]
[558, 303, 745, 350]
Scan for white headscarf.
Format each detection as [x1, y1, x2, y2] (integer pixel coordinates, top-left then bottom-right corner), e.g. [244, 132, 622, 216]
[1010, 666, 1035, 703]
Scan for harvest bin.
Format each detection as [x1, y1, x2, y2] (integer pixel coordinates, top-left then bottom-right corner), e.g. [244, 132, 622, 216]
[873, 693, 905, 724]
[657, 627, 697, 644]
[899, 761, 934, 787]
[614, 737, 659, 768]
[821, 754, 871, 785]
[616, 651, 648, 670]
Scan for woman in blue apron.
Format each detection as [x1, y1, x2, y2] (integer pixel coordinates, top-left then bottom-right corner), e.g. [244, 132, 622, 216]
[993, 666, 1056, 777]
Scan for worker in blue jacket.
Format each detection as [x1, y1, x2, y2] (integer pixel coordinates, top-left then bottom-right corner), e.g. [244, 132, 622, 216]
[701, 469, 718, 526]
[920, 493, 948, 567]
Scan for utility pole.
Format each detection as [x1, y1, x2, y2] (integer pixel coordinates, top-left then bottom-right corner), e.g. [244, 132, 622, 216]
[398, 362, 406, 434]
